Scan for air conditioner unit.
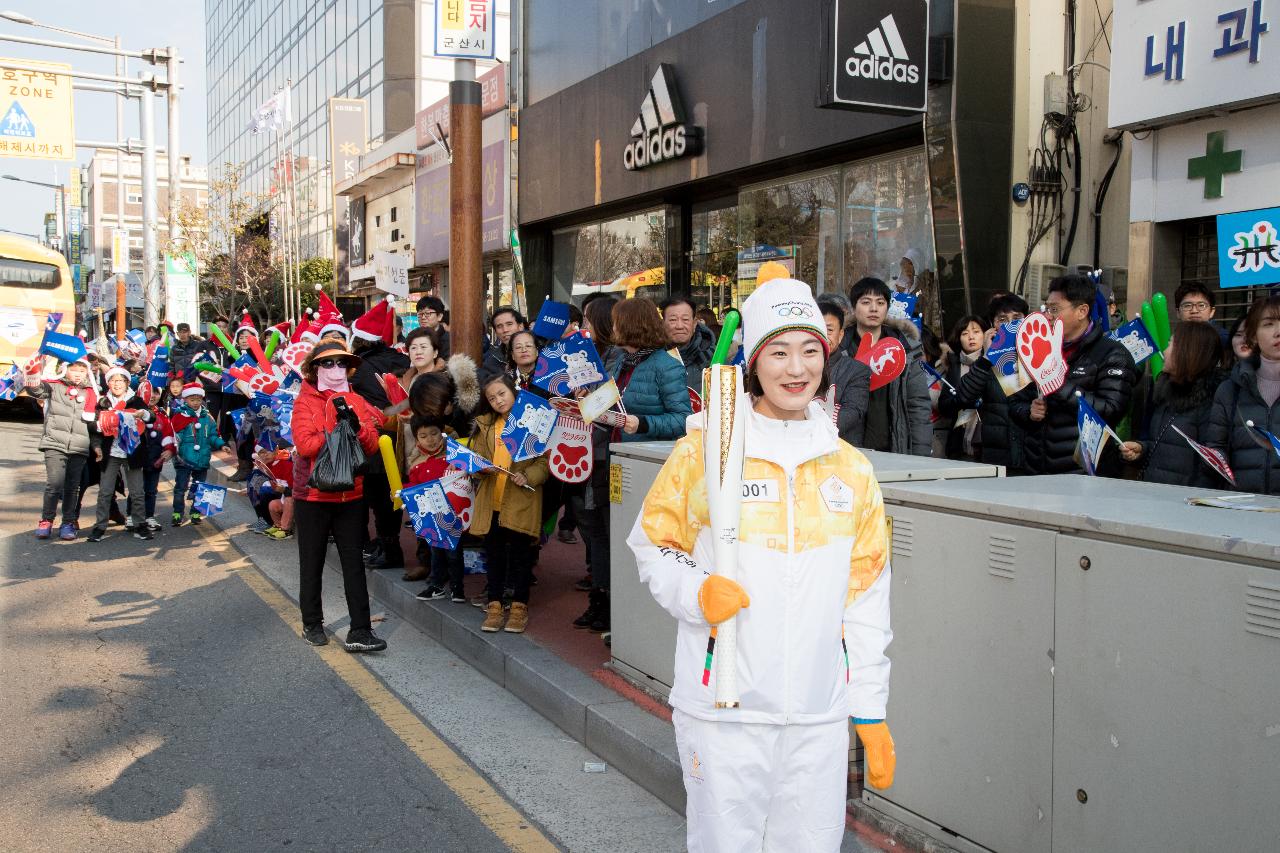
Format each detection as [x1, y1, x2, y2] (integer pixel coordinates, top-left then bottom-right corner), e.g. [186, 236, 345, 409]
[1024, 263, 1067, 310]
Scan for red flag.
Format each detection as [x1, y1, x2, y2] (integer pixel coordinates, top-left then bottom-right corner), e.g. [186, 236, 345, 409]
[1171, 425, 1236, 487]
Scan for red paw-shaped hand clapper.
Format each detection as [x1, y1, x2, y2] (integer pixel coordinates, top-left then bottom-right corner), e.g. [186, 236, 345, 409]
[548, 415, 592, 483]
[1016, 312, 1066, 395]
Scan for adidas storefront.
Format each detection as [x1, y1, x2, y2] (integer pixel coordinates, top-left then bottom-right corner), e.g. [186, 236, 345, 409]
[517, 0, 1017, 330]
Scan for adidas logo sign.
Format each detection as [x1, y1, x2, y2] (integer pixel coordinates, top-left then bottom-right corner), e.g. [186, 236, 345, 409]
[846, 14, 920, 85]
[623, 64, 702, 171]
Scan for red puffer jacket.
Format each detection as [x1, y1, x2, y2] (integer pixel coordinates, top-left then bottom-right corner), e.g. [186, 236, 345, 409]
[291, 381, 381, 502]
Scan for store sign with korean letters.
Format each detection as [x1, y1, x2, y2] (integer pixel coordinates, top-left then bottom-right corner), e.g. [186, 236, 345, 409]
[434, 0, 495, 59]
[1111, 0, 1277, 129]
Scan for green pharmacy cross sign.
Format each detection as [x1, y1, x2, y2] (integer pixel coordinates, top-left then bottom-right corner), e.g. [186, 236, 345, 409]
[1187, 131, 1242, 200]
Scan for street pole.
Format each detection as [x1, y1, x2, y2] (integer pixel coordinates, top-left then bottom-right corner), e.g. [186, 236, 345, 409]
[139, 77, 159, 327]
[115, 36, 125, 287]
[166, 45, 180, 322]
[448, 58, 483, 363]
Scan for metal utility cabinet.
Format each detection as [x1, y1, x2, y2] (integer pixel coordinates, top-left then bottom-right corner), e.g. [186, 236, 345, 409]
[872, 475, 1280, 853]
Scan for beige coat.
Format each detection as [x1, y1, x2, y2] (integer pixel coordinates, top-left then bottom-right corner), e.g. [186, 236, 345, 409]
[467, 413, 549, 538]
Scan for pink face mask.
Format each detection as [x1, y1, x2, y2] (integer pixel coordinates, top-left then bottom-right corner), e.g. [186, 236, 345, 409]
[316, 365, 350, 392]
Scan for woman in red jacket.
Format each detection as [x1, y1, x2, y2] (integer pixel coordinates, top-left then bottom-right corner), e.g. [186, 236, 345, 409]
[292, 340, 387, 652]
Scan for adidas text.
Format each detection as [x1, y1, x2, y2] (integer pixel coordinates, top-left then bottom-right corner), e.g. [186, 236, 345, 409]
[624, 125, 694, 171]
[845, 55, 920, 84]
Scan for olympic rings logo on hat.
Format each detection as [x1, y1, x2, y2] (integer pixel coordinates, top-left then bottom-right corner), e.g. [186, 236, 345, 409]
[774, 303, 815, 318]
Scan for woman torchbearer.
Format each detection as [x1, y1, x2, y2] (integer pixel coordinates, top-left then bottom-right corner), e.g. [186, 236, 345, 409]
[627, 278, 896, 853]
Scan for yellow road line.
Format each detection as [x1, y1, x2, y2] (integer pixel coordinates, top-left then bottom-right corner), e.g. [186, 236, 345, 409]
[190, 521, 560, 853]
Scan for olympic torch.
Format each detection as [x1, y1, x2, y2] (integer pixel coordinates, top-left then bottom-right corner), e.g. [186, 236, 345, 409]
[703, 363, 747, 709]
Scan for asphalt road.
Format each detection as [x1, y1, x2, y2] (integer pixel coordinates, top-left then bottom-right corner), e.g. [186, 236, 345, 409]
[0, 418, 689, 852]
[0, 413, 882, 853]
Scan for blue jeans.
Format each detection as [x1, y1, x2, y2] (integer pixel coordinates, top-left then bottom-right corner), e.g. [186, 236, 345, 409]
[172, 465, 208, 516]
[428, 544, 465, 594]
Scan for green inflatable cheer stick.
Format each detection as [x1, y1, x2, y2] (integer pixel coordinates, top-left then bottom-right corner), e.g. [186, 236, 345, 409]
[209, 323, 241, 359]
[1150, 292, 1172, 350]
[263, 328, 283, 360]
[711, 309, 741, 366]
[191, 361, 223, 374]
[1141, 302, 1162, 378]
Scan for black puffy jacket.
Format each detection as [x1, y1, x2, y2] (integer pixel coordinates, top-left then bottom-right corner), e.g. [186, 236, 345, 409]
[828, 348, 871, 447]
[352, 341, 410, 411]
[1136, 370, 1227, 488]
[1204, 360, 1279, 495]
[1011, 323, 1137, 475]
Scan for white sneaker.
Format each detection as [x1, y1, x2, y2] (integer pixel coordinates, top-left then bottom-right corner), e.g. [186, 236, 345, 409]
[144, 517, 161, 531]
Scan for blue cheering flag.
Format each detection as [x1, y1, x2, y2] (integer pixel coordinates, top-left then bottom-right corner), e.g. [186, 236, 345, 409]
[39, 330, 88, 363]
[114, 412, 142, 456]
[228, 407, 248, 437]
[1242, 418, 1280, 462]
[223, 353, 255, 392]
[1075, 392, 1118, 477]
[444, 435, 494, 474]
[147, 346, 171, 388]
[501, 391, 558, 462]
[920, 361, 955, 395]
[401, 480, 464, 549]
[1107, 318, 1158, 366]
[192, 481, 228, 517]
[0, 363, 21, 401]
[531, 332, 606, 395]
[44, 312, 63, 332]
[269, 392, 295, 444]
[531, 300, 572, 340]
[888, 292, 918, 321]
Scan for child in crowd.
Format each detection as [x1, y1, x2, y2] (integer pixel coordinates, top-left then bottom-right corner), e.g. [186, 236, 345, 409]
[139, 391, 175, 531]
[88, 367, 154, 542]
[405, 414, 466, 603]
[469, 375, 547, 634]
[172, 382, 226, 526]
[265, 449, 295, 540]
[26, 355, 97, 541]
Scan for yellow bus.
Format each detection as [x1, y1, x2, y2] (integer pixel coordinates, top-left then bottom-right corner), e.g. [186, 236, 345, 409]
[0, 235, 76, 373]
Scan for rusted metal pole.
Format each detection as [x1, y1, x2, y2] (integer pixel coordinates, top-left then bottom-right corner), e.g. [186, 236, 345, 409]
[448, 60, 483, 363]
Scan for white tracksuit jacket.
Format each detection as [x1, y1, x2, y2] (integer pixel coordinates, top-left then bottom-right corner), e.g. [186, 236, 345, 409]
[627, 401, 892, 726]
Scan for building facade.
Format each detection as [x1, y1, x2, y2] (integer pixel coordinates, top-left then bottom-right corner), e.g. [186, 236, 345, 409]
[83, 149, 209, 285]
[516, 0, 1021, 330]
[1113, 0, 1280, 323]
[205, 0, 510, 274]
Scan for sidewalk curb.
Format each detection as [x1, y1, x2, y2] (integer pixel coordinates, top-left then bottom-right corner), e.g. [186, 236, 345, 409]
[362, 566, 687, 814]
[202, 460, 686, 813]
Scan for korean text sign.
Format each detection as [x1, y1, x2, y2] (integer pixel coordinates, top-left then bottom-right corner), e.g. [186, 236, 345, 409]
[0, 58, 75, 161]
[435, 0, 496, 59]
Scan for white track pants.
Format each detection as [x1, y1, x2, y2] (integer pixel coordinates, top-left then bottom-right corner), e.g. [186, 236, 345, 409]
[672, 709, 849, 853]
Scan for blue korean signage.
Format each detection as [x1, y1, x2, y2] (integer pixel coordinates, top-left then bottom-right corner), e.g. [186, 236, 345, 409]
[1217, 206, 1280, 288]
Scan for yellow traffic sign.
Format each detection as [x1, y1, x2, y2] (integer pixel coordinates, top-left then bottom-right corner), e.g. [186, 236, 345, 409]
[0, 58, 75, 161]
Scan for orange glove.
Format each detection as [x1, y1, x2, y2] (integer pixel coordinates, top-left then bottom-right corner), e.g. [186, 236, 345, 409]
[854, 721, 896, 789]
[698, 575, 750, 626]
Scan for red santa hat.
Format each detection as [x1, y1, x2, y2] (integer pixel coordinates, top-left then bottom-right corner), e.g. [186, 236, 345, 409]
[180, 381, 206, 399]
[268, 320, 292, 342]
[234, 310, 259, 339]
[350, 296, 396, 346]
[314, 286, 348, 340]
[289, 309, 313, 344]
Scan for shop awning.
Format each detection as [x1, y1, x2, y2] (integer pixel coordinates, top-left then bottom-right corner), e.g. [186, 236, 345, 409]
[335, 152, 416, 199]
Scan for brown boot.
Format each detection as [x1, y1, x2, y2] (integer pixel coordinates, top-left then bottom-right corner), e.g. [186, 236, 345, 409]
[402, 566, 430, 582]
[480, 601, 505, 633]
[504, 602, 529, 634]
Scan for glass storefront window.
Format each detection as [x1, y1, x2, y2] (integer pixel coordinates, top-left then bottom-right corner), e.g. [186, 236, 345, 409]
[842, 149, 938, 323]
[738, 168, 841, 300]
[551, 209, 667, 306]
[690, 201, 739, 318]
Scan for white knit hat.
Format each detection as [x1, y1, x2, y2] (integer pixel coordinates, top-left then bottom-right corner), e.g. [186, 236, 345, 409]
[104, 366, 131, 384]
[740, 278, 829, 367]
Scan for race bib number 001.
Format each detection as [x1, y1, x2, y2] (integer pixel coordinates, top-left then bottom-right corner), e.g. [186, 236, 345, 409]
[742, 479, 779, 503]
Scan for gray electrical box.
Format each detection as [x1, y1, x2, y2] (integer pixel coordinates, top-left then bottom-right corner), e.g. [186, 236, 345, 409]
[868, 475, 1280, 853]
[1043, 72, 1068, 117]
